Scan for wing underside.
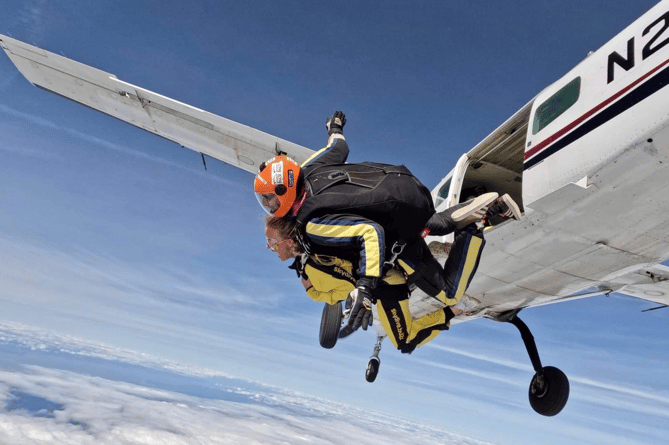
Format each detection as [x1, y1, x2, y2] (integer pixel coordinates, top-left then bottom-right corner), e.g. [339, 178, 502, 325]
[0, 34, 314, 174]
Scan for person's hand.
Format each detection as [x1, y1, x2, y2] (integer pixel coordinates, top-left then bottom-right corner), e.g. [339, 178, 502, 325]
[326, 111, 346, 135]
[338, 324, 355, 338]
[345, 286, 374, 331]
[301, 277, 312, 290]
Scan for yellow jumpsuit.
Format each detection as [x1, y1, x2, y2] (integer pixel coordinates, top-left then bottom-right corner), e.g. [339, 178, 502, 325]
[292, 254, 452, 353]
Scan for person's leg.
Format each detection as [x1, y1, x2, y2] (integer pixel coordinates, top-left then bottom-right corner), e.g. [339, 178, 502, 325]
[399, 307, 455, 354]
[397, 224, 485, 306]
[376, 285, 455, 354]
[424, 193, 498, 236]
[376, 298, 412, 351]
[436, 224, 485, 305]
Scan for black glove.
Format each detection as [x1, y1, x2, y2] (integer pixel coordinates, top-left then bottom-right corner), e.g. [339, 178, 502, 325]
[326, 111, 346, 135]
[338, 324, 355, 338]
[345, 286, 374, 331]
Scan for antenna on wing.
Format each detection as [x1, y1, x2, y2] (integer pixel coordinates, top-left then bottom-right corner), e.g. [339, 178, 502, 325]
[201, 153, 207, 171]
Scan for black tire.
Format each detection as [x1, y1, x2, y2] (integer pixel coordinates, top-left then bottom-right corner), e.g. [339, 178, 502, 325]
[365, 357, 380, 383]
[529, 366, 570, 416]
[319, 301, 343, 349]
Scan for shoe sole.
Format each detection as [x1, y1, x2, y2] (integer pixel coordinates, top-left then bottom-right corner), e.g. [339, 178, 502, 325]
[499, 194, 522, 220]
[451, 192, 499, 222]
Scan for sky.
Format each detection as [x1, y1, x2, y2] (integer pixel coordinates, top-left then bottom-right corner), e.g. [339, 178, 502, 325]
[0, 0, 668, 444]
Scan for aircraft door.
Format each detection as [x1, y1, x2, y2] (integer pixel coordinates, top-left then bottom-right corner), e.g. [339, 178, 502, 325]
[430, 153, 470, 244]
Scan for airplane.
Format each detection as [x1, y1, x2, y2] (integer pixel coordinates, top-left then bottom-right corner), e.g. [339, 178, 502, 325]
[3, 0, 669, 418]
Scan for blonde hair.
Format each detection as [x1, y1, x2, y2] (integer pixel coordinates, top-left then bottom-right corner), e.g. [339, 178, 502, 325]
[265, 216, 303, 254]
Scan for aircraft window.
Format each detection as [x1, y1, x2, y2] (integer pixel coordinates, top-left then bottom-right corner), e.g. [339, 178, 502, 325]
[532, 77, 581, 135]
[435, 178, 452, 207]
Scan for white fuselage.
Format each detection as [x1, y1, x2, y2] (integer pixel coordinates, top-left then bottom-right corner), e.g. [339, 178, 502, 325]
[421, 0, 669, 319]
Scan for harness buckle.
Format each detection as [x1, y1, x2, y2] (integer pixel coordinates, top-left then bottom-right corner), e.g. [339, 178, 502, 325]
[383, 241, 406, 271]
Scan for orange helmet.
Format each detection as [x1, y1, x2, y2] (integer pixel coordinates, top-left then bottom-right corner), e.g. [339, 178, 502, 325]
[254, 156, 302, 217]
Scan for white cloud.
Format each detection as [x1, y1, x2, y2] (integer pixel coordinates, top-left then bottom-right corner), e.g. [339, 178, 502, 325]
[0, 321, 229, 379]
[0, 233, 301, 375]
[422, 339, 669, 421]
[0, 324, 495, 445]
[425, 343, 534, 373]
[0, 234, 274, 315]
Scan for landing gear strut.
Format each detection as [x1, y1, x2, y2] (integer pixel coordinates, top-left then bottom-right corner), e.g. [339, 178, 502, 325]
[502, 312, 570, 416]
[324, 301, 386, 382]
[365, 334, 384, 382]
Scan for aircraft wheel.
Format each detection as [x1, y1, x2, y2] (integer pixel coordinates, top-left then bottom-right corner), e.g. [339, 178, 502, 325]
[365, 357, 380, 383]
[528, 366, 569, 416]
[319, 301, 343, 349]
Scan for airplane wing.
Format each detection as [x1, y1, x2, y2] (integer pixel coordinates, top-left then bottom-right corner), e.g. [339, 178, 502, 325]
[0, 34, 315, 174]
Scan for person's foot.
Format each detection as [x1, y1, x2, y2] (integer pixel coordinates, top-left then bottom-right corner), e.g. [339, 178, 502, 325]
[450, 192, 498, 229]
[487, 193, 522, 221]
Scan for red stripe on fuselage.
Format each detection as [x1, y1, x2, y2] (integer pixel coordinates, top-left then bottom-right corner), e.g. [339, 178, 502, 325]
[525, 56, 669, 162]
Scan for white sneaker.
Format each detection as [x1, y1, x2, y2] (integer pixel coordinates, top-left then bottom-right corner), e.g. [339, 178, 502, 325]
[450, 192, 499, 229]
[488, 193, 522, 221]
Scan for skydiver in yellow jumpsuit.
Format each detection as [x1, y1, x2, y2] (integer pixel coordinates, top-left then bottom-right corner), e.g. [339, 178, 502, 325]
[266, 216, 453, 353]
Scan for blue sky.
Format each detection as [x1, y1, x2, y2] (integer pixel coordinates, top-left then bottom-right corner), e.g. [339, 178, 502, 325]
[1, 1, 668, 444]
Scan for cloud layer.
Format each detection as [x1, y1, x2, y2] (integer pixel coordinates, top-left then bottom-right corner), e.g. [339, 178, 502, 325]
[0, 323, 493, 445]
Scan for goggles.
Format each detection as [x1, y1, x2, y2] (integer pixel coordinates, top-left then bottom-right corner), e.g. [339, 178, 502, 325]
[255, 192, 281, 215]
[266, 236, 289, 251]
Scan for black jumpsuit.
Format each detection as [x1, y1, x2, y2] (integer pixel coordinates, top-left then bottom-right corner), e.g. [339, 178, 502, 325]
[296, 134, 485, 308]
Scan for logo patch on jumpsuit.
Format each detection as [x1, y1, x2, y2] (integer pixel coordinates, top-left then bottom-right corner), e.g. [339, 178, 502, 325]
[391, 308, 405, 341]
